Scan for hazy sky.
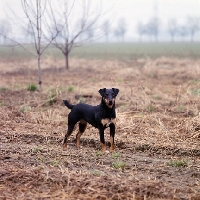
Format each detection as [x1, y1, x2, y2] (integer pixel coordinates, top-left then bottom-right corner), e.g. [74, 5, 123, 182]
[0, 0, 200, 41]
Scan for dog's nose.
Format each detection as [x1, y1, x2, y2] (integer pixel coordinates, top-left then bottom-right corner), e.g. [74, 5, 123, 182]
[108, 100, 113, 105]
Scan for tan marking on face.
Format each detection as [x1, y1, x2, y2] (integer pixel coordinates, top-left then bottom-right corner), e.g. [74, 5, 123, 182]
[103, 98, 115, 108]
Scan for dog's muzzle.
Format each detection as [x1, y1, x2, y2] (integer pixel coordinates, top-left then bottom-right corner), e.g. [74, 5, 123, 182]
[108, 100, 113, 105]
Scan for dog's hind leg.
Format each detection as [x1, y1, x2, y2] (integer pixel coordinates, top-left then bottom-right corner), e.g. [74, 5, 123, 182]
[76, 120, 87, 148]
[63, 123, 75, 149]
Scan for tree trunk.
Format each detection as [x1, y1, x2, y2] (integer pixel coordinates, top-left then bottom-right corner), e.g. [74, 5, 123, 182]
[65, 52, 69, 70]
[37, 53, 42, 91]
[65, 41, 69, 69]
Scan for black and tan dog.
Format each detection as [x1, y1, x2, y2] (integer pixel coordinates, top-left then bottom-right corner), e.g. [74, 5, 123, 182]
[63, 88, 119, 152]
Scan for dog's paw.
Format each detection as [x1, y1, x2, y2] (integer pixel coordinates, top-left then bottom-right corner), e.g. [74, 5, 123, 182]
[104, 150, 110, 154]
[62, 143, 68, 150]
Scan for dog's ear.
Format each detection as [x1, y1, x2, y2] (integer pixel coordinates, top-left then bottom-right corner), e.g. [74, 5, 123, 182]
[112, 88, 119, 96]
[99, 88, 106, 97]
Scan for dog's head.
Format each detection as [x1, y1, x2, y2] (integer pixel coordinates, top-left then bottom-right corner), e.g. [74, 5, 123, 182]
[99, 88, 119, 108]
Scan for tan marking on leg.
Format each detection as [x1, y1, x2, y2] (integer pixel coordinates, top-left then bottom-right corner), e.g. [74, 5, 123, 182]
[63, 142, 68, 149]
[80, 120, 87, 125]
[101, 142, 106, 152]
[76, 132, 82, 148]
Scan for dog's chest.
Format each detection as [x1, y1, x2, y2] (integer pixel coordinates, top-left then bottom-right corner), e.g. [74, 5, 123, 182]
[99, 108, 116, 127]
[101, 118, 116, 127]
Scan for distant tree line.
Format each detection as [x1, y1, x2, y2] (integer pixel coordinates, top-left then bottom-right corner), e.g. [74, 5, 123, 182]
[1, 15, 200, 46]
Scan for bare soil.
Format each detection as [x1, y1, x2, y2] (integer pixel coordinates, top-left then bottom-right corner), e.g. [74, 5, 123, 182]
[0, 57, 200, 199]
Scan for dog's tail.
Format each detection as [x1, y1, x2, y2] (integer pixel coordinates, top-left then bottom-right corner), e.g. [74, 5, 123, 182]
[63, 100, 74, 109]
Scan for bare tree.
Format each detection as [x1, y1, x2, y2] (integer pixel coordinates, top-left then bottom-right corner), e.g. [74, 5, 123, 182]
[187, 16, 200, 42]
[102, 20, 110, 43]
[137, 22, 147, 42]
[114, 29, 120, 42]
[0, 0, 61, 90]
[0, 19, 12, 44]
[115, 18, 127, 42]
[20, 22, 35, 43]
[168, 19, 177, 43]
[146, 17, 160, 42]
[86, 25, 94, 43]
[50, 0, 102, 69]
[178, 25, 189, 42]
[20, 0, 61, 90]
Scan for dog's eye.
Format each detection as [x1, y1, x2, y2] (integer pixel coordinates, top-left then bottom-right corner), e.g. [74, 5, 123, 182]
[112, 93, 115, 97]
[105, 93, 108, 97]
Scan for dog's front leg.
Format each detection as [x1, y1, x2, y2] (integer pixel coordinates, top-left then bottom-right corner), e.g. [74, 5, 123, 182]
[110, 123, 115, 152]
[99, 127, 106, 152]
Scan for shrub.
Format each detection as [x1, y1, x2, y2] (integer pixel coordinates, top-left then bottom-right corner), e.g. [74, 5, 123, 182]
[27, 83, 37, 91]
[67, 86, 74, 92]
[0, 101, 5, 106]
[166, 159, 188, 167]
[47, 87, 61, 105]
[190, 88, 200, 96]
[33, 146, 42, 153]
[0, 87, 8, 92]
[20, 106, 31, 112]
[95, 151, 103, 157]
[146, 104, 156, 112]
[112, 161, 126, 169]
[111, 152, 121, 159]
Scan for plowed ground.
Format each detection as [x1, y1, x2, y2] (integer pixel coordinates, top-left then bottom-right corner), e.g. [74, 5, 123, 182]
[0, 57, 200, 199]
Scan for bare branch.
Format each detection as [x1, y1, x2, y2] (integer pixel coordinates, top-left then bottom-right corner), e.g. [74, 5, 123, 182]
[0, 33, 36, 56]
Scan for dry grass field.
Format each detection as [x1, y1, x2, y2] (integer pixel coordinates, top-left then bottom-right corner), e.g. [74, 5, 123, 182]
[0, 56, 200, 199]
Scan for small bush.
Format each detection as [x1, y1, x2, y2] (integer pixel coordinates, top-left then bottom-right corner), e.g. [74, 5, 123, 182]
[189, 78, 199, 84]
[47, 87, 61, 105]
[0, 101, 5, 106]
[111, 152, 121, 159]
[89, 170, 103, 176]
[112, 161, 126, 169]
[67, 86, 74, 92]
[50, 160, 59, 166]
[166, 159, 188, 167]
[27, 83, 37, 91]
[152, 95, 162, 100]
[0, 87, 8, 92]
[79, 97, 85, 103]
[190, 88, 200, 96]
[95, 151, 103, 157]
[33, 146, 42, 153]
[20, 106, 31, 112]
[146, 104, 156, 112]
[176, 106, 185, 112]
